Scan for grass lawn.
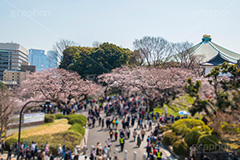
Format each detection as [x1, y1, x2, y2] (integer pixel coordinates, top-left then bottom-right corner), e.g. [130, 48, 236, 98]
[10, 119, 71, 139]
[6, 118, 83, 155]
[154, 94, 194, 116]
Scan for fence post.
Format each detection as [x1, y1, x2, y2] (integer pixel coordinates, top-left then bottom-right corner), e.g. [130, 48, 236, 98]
[133, 151, 137, 160]
[115, 148, 119, 158]
[142, 153, 147, 160]
[107, 147, 110, 157]
[124, 150, 128, 160]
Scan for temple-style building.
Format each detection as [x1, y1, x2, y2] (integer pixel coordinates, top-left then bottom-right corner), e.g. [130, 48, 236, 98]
[192, 34, 240, 75]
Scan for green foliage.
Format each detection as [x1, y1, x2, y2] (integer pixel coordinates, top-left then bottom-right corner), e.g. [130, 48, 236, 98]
[5, 138, 17, 149]
[44, 114, 55, 123]
[172, 119, 206, 135]
[0, 82, 7, 91]
[60, 43, 133, 78]
[188, 62, 240, 116]
[220, 122, 240, 134]
[162, 132, 179, 145]
[191, 125, 211, 134]
[184, 131, 201, 146]
[198, 135, 219, 152]
[66, 114, 87, 126]
[68, 118, 86, 126]
[173, 140, 189, 156]
[185, 78, 201, 97]
[55, 114, 66, 119]
[69, 123, 85, 136]
[172, 119, 212, 136]
[159, 126, 170, 133]
[21, 131, 82, 155]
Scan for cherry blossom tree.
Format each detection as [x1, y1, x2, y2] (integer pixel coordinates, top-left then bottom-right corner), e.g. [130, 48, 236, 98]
[98, 66, 197, 111]
[16, 68, 103, 107]
[0, 88, 19, 140]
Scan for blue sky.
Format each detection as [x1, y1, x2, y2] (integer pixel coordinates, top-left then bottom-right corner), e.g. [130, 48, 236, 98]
[0, 0, 240, 53]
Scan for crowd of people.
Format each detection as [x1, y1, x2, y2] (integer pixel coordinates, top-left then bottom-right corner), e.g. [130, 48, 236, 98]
[85, 95, 175, 160]
[1, 95, 239, 160]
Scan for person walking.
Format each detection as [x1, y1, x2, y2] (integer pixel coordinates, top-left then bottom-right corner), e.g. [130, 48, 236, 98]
[141, 128, 146, 140]
[109, 129, 113, 140]
[98, 116, 102, 126]
[133, 129, 137, 141]
[137, 134, 142, 148]
[0, 140, 5, 155]
[101, 118, 104, 130]
[119, 135, 125, 152]
[7, 144, 12, 160]
[156, 148, 162, 160]
[114, 129, 118, 141]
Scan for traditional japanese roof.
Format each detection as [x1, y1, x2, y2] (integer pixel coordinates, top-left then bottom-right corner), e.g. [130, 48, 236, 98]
[192, 34, 240, 66]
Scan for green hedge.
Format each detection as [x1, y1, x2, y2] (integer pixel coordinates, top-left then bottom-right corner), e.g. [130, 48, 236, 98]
[198, 135, 219, 152]
[55, 114, 66, 119]
[173, 140, 189, 156]
[162, 132, 179, 146]
[67, 114, 87, 126]
[66, 114, 80, 120]
[184, 131, 201, 146]
[45, 114, 55, 123]
[68, 118, 86, 126]
[159, 126, 170, 133]
[69, 123, 85, 136]
[5, 138, 17, 149]
[172, 119, 206, 135]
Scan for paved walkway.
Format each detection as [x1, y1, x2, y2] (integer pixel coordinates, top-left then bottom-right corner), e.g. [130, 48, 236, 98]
[81, 110, 176, 160]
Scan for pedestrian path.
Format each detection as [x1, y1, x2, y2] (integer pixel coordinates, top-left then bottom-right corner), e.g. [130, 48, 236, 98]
[81, 111, 176, 160]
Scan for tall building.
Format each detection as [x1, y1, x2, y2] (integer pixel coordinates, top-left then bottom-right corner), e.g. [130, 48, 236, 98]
[28, 49, 48, 71]
[0, 42, 28, 80]
[47, 50, 58, 68]
[3, 63, 36, 84]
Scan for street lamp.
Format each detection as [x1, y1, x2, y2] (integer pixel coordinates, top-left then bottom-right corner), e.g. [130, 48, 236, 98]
[17, 100, 45, 160]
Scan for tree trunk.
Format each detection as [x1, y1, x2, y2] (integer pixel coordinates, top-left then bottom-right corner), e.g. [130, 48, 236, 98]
[149, 100, 155, 112]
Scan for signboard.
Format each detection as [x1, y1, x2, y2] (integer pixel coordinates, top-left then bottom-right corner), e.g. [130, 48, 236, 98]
[24, 113, 45, 124]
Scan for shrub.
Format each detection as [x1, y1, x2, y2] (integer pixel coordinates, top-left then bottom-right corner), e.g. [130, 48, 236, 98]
[66, 114, 80, 120]
[45, 114, 55, 123]
[5, 138, 17, 149]
[198, 135, 219, 152]
[66, 114, 87, 126]
[184, 131, 201, 146]
[166, 123, 172, 129]
[159, 126, 170, 133]
[68, 118, 86, 126]
[221, 122, 240, 134]
[55, 114, 66, 119]
[173, 140, 189, 156]
[69, 123, 85, 135]
[172, 119, 205, 135]
[162, 132, 179, 145]
[192, 125, 211, 134]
